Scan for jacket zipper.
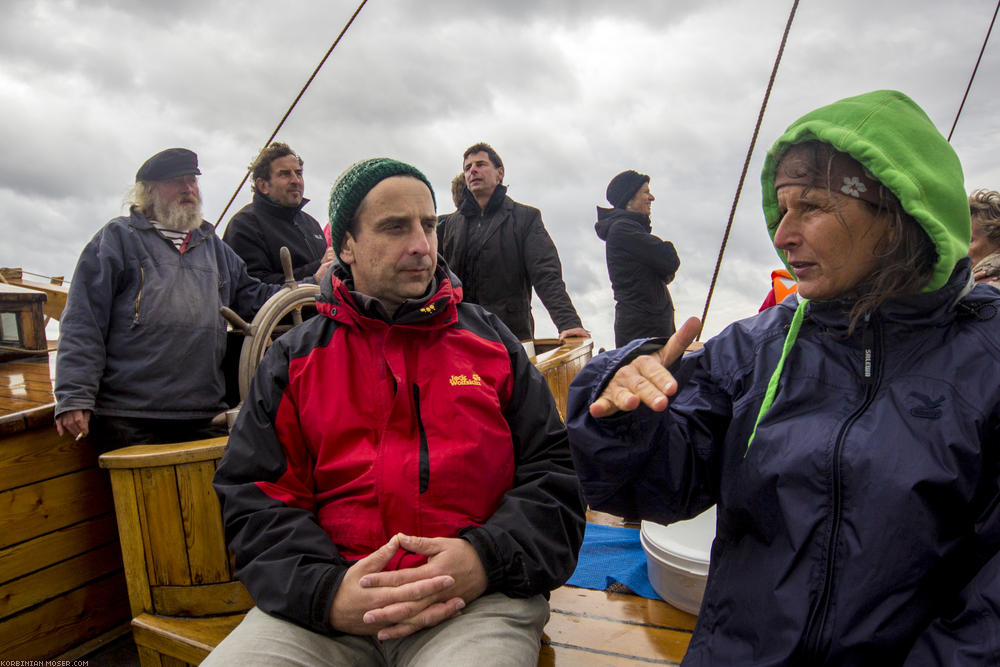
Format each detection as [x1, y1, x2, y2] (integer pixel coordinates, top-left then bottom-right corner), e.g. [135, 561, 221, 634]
[801, 315, 880, 658]
[412, 384, 430, 494]
[132, 266, 145, 326]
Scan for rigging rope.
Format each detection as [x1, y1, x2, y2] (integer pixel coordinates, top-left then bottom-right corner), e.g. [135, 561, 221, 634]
[948, 0, 999, 142]
[698, 0, 800, 339]
[214, 0, 370, 228]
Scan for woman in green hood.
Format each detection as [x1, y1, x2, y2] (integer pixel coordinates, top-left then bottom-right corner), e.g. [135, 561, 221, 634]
[567, 90, 1000, 665]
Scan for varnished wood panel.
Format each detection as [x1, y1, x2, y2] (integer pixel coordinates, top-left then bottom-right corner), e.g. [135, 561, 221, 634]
[0, 573, 129, 659]
[0, 467, 112, 549]
[0, 354, 55, 418]
[542, 607, 692, 665]
[107, 468, 153, 617]
[176, 460, 230, 584]
[0, 513, 117, 584]
[0, 423, 97, 490]
[132, 613, 245, 666]
[99, 438, 228, 469]
[0, 542, 122, 618]
[549, 587, 696, 632]
[540, 643, 679, 666]
[140, 466, 192, 587]
[151, 581, 253, 617]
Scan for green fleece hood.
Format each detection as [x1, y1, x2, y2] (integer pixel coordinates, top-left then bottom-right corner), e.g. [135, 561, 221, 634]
[761, 89, 969, 292]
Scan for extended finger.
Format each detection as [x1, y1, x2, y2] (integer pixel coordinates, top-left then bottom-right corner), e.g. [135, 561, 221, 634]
[655, 317, 702, 373]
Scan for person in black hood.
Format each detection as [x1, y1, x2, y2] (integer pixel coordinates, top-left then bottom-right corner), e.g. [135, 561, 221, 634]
[224, 142, 334, 283]
[596, 170, 680, 347]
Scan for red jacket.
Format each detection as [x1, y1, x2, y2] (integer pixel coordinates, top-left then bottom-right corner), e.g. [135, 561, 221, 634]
[214, 263, 585, 634]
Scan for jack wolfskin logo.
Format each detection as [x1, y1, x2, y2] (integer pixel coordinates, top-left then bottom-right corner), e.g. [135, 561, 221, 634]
[910, 392, 944, 419]
[419, 304, 436, 314]
[449, 374, 482, 387]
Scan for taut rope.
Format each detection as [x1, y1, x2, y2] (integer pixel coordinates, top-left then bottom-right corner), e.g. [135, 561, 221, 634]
[948, 0, 999, 142]
[214, 0, 370, 228]
[698, 0, 800, 339]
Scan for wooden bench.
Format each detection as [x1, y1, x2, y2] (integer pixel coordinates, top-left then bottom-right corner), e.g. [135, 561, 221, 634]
[99, 436, 694, 666]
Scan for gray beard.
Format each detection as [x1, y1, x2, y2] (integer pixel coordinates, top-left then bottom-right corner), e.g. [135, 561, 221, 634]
[152, 196, 203, 232]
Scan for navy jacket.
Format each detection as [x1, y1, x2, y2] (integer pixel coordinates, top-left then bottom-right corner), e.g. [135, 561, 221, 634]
[56, 210, 277, 420]
[568, 263, 1000, 665]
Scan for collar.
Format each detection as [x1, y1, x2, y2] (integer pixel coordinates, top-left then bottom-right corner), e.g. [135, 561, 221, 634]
[459, 184, 508, 217]
[596, 206, 651, 228]
[805, 259, 975, 337]
[317, 263, 461, 328]
[252, 191, 309, 222]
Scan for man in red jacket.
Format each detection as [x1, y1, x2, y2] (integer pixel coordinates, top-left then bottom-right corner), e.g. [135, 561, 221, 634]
[207, 158, 585, 666]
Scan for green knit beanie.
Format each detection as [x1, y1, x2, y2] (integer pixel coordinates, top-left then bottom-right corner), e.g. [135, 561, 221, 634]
[328, 158, 437, 261]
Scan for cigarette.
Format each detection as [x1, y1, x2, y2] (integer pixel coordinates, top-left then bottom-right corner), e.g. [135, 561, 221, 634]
[75, 432, 85, 441]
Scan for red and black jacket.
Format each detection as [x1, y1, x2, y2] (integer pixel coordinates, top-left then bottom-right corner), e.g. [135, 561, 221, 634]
[213, 262, 585, 634]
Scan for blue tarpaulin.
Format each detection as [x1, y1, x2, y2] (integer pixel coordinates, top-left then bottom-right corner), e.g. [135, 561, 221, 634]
[566, 522, 661, 600]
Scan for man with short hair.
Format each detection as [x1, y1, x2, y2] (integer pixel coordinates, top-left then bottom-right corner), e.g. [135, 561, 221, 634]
[206, 158, 585, 666]
[223, 142, 334, 283]
[54, 148, 284, 450]
[438, 142, 590, 341]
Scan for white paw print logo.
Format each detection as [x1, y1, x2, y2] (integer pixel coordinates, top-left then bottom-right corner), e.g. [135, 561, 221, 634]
[841, 176, 867, 198]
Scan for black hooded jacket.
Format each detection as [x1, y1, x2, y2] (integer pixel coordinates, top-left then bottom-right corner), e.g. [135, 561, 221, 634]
[594, 206, 679, 347]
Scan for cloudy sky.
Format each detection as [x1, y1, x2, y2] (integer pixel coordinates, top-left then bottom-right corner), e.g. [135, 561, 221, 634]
[3, 0, 998, 349]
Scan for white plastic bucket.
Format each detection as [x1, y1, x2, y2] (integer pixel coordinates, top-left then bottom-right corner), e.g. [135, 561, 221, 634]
[640, 505, 716, 615]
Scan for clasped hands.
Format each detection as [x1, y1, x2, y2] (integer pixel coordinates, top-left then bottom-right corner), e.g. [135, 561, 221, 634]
[330, 533, 488, 641]
[589, 317, 701, 418]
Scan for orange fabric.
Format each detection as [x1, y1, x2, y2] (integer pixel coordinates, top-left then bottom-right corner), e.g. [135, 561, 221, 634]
[759, 269, 798, 312]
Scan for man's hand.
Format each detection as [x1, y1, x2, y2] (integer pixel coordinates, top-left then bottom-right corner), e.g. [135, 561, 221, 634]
[558, 326, 591, 339]
[357, 535, 489, 640]
[314, 248, 337, 284]
[55, 409, 91, 439]
[589, 317, 701, 419]
[330, 535, 464, 640]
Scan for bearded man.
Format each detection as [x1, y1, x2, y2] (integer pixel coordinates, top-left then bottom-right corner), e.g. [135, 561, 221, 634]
[54, 148, 287, 451]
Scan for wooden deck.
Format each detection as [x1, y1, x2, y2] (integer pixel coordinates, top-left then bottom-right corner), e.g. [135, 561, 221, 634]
[540, 512, 696, 666]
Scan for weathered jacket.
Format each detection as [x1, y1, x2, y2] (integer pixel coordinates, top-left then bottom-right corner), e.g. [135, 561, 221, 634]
[213, 263, 585, 634]
[223, 193, 327, 283]
[438, 185, 583, 340]
[55, 210, 277, 420]
[594, 206, 679, 346]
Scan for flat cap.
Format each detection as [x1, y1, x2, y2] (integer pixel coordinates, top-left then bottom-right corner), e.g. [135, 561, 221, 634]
[135, 148, 201, 183]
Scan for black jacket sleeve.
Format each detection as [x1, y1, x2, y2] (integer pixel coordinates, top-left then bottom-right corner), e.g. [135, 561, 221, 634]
[459, 312, 587, 595]
[213, 334, 347, 634]
[518, 207, 584, 333]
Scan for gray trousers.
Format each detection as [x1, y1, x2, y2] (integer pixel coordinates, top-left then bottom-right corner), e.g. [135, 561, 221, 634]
[202, 593, 549, 666]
